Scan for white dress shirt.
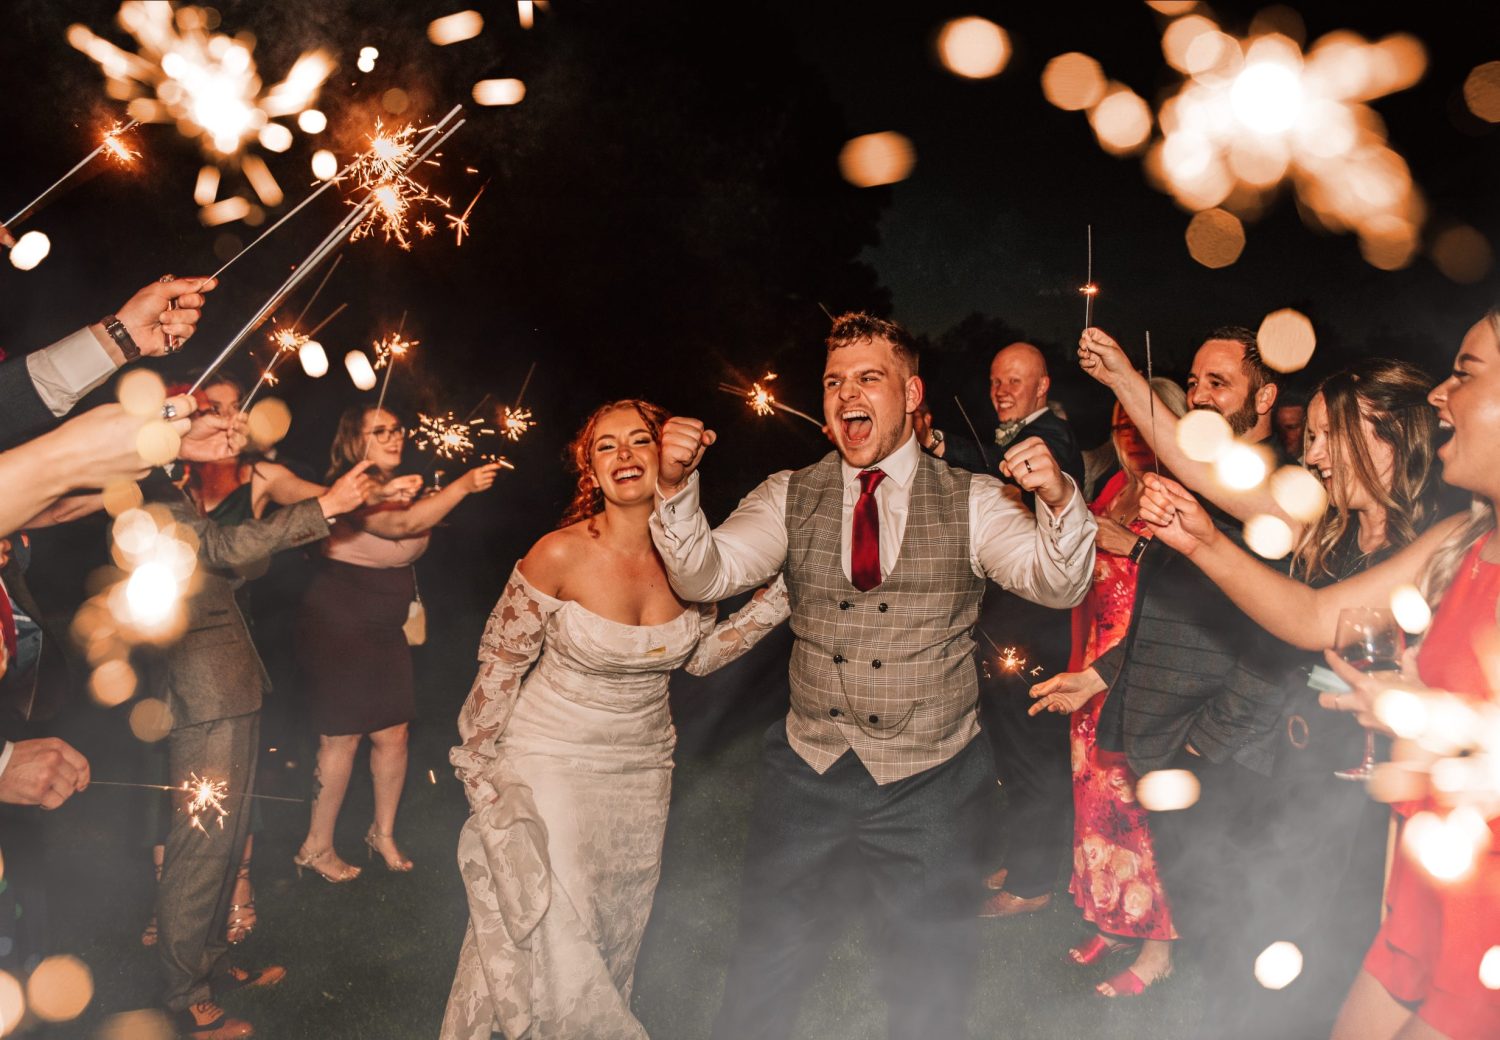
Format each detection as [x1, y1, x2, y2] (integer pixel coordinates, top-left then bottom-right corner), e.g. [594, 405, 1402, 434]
[651, 433, 1096, 606]
[25, 327, 118, 416]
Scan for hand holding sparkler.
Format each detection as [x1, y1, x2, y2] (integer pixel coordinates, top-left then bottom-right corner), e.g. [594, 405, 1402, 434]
[318, 461, 382, 519]
[1028, 667, 1105, 717]
[658, 416, 717, 495]
[369, 474, 425, 506]
[104, 276, 218, 360]
[456, 462, 505, 495]
[177, 407, 248, 464]
[1076, 327, 1134, 388]
[1137, 473, 1219, 558]
[0, 737, 90, 809]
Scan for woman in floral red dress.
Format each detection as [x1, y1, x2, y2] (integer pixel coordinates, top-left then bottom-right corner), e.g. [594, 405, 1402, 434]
[1034, 381, 1186, 997]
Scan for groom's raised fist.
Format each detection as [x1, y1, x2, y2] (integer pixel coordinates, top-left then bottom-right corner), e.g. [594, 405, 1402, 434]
[658, 416, 716, 495]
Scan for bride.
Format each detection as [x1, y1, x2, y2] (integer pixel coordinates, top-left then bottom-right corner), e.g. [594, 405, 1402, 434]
[442, 399, 788, 1039]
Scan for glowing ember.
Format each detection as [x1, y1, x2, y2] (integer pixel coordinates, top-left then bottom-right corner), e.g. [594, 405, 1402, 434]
[717, 373, 822, 428]
[999, 646, 1026, 673]
[500, 406, 535, 442]
[448, 183, 487, 246]
[182, 772, 229, 833]
[343, 119, 454, 250]
[101, 120, 140, 164]
[412, 412, 494, 462]
[372, 331, 417, 371]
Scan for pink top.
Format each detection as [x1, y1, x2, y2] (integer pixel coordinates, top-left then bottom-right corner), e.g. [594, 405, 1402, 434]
[323, 521, 430, 569]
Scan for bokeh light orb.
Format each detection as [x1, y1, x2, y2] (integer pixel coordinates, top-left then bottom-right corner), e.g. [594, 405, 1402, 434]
[1216, 443, 1269, 491]
[1185, 208, 1245, 268]
[1089, 88, 1153, 155]
[1389, 584, 1432, 635]
[1231, 61, 1304, 135]
[838, 132, 916, 188]
[345, 350, 377, 391]
[1244, 514, 1294, 559]
[1257, 308, 1316, 373]
[1480, 945, 1500, 990]
[8, 231, 51, 271]
[1254, 941, 1304, 990]
[1136, 769, 1201, 811]
[1269, 465, 1327, 522]
[117, 369, 167, 418]
[472, 79, 526, 106]
[310, 149, 338, 181]
[1041, 53, 1106, 111]
[1177, 409, 1233, 463]
[1463, 62, 1500, 123]
[936, 17, 1010, 80]
[26, 955, 93, 1023]
[1430, 225, 1492, 285]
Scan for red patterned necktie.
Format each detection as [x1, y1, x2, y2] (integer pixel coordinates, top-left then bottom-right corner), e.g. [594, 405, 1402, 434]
[0, 579, 15, 670]
[851, 468, 887, 592]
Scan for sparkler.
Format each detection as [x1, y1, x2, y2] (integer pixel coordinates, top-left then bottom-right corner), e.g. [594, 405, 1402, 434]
[372, 325, 417, 417]
[976, 628, 1044, 688]
[189, 109, 467, 394]
[2, 119, 140, 231]
[68, 4, 333, 222]
[498, 360, 538, 441]
[1146, 330, 1160, 475]
[91, 774, 302, 834]
[447, 182, 487, 245]
[345, 117, 458, 251]
[410, 412, 490, 462]
[717, 374, 823, 429]
[1080, 224, 1099, 330]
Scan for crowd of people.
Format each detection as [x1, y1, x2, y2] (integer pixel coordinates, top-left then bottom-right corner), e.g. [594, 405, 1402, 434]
[0, 249, 1494, 1040]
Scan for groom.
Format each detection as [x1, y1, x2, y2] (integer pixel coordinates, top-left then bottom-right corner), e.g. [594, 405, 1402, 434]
[651, 313, 1096, 1038]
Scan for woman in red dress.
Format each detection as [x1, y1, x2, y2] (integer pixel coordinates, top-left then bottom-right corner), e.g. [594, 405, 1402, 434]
[1140, 308, 1500, 1040]
[1032, 380, 1186, 997]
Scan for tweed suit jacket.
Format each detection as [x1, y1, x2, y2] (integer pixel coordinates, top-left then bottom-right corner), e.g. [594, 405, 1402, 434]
[1091, 522, 1293, 778]
[784, 451, 986, 783]
[146, 480, 331, 727]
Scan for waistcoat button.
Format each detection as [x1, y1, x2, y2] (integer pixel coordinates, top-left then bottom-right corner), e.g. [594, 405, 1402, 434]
[871, 659, 882, 669]
[833, 654, 844, 664]
[878, 602, 888, 612]
[839, 600, 850, 610]
[829, 707, 841, 718]
[868, 714, 879, 724]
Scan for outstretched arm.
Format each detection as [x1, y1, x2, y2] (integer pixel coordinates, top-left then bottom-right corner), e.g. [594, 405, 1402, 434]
[359, 463, 501, 539]
[683, 576, 791, 676]
[1078, 327, 1300, 531]
[1140, 473, 1463, 650]
[451, 565, 560, 810]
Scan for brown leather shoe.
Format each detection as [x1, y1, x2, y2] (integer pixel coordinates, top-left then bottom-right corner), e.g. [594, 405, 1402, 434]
[176, 1000, 253, 1039]
[984, 867, 1009, 891]
[978, 890, 1052, 918]
[214, 964, 286, 996]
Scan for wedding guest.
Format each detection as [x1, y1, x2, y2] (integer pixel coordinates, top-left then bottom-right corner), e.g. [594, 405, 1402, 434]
[1029, 380, 1187, 995]
[651, 313, 1096, 1038]
[294, 406, 501, 881]
[1138, 308, 1500, 1040]
[442, 399, 788, 1040]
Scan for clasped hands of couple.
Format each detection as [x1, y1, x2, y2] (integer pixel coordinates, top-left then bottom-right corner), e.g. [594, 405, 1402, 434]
[1028, 469, 1424, 743]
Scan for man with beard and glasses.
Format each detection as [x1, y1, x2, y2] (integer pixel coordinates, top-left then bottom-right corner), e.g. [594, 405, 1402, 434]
[651, 313, 1096, 1039]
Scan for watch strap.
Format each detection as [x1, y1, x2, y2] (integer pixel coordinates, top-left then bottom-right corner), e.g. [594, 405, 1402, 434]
[101, 314, 141, 362]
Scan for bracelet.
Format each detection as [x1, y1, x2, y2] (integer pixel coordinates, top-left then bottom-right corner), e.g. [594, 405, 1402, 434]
[1128, 535, 1150, 564]
[100, 314, 141, 362]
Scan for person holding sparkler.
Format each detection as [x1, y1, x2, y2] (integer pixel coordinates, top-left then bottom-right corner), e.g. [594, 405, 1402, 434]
[0, 274, 216, 443]
[1136, 315, 1500, 1040]
[650, 313, 1095, 1039]
[146, 422, 379, 1040]
[1025, 381, 1187, 995]
[294, 406, 499, 882]
[444, 399, 788, 1040]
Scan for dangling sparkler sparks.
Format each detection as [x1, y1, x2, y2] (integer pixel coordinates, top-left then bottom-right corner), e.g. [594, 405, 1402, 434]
[189, 109, 467, 394]
[2, 119, 141, 230]
[91, 773, 302, 835]
[717, 374, 823, 429]
[499, 406, 535, 442]
[344, 119, 456, 251]
[411, 412, 491, 462]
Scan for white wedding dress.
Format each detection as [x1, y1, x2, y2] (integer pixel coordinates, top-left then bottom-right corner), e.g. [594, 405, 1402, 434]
[442, 565, 788, 1040]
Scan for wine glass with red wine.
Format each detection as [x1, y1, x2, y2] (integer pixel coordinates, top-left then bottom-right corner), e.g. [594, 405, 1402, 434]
[1332, 606, 1404, 781]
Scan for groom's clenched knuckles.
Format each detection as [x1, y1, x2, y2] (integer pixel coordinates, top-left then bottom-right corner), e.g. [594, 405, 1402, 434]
[1000, 437, 1068, 506]
[658, 416, 716, 490]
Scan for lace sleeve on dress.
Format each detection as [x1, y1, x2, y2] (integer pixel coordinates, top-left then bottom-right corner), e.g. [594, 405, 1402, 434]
[683, 574, 790, 676]
[450, 566, 561, 809]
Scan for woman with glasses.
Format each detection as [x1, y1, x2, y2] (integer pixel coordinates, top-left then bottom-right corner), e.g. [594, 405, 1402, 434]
[294, 405, 501, 882]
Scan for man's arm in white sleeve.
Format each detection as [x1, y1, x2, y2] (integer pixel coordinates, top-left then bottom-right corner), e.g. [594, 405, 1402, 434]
[649, 470, 791, 602]
[970, 474, 1096, 608]
[25, 326, 120, 417]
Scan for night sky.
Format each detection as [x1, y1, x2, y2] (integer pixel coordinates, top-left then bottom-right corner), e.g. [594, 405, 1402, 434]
[1, 0, 1498, 548]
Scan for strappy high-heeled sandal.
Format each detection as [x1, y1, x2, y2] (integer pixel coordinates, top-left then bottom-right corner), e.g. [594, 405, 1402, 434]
[225, 863, 257, 944]
[292, 846, 362, 883]
[364, 825, 414, 872]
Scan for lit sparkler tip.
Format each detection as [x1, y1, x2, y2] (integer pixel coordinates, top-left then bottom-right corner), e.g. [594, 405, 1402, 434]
[500, 406, 535, 442]
[181, 772, 229, 832]
[102, 121, 140, 164]
[1080, 283, 1100, 296]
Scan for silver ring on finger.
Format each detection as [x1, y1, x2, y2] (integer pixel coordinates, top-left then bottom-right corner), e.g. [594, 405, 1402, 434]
[161, 402, 179, 420]
[1023, 458, 1033, 473]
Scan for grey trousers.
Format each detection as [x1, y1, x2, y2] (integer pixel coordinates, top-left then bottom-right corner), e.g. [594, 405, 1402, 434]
[158, 711, 259, 1012]
[713, 721, 995, 1040]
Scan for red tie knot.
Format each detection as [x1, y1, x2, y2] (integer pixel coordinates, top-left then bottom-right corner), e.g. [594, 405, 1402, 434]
[858, 468, 886, 496]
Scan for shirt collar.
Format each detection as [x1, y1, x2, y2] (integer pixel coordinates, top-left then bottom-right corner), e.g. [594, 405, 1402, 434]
[840, 431, 920, 490]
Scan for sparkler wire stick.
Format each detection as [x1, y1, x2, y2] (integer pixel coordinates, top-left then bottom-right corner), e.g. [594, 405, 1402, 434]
[305, 301, 347, 339]
[190, 113, 466, 393]
[3, 120, 140, 229]
[292, 254, 342, 327]
[952, 395, 992, 472]
[1146, 330, 1159, 476]
[513, 360, 537, 409]
[1082, 224, 1096, 331]
[89, 780, 303, 803]
[715, 384, 822, 428]
[207, 105, 464, 280]
[240, 301, 348, 411]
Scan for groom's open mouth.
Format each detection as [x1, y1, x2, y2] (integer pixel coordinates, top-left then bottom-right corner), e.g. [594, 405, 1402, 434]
[840, 409, 873, 446]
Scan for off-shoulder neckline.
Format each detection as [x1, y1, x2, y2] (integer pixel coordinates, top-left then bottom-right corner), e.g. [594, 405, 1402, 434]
[509, 563, 699, 630]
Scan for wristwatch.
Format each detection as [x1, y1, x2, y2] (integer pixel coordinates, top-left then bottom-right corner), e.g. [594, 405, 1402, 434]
[100, 314, 141, 362]
[1128, 535, 1150, 564]
[928, 429, 945, 447]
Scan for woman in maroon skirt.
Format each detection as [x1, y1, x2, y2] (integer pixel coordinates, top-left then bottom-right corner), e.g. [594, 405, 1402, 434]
[294, 406, 501, 882]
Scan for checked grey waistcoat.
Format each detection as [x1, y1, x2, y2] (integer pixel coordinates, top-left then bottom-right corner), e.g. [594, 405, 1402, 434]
[784, 451, 986, 783]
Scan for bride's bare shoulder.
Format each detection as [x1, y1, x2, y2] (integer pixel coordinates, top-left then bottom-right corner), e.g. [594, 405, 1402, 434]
[518, 521, 598, 596]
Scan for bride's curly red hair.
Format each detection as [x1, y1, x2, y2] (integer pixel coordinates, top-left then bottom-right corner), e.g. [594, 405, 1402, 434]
[559, 399, 672, 528]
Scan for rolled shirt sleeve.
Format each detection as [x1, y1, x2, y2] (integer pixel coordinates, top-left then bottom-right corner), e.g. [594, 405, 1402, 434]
[649, 470, 789, 603]
[25, 328, 117, 417]
[969, 473, 1095, 608]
